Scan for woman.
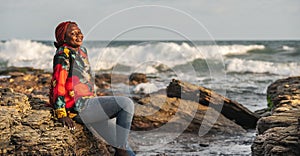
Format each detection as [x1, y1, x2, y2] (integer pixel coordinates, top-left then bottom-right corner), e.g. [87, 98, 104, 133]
[50, 21, 135, 156]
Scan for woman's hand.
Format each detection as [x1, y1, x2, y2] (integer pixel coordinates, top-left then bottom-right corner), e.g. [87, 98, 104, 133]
[58, 117, 75, 130]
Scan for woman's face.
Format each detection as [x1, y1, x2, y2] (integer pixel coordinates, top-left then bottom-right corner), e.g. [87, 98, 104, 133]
[65, 24, 83, 48]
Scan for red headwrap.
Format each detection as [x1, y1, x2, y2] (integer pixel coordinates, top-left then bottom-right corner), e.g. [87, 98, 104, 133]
[54, 21, 77, 48]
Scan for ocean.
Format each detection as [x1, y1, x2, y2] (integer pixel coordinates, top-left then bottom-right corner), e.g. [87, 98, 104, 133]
[1, 39, 300, 155]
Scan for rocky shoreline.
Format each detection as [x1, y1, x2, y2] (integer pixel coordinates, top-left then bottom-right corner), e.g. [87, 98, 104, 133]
[1, 67, 299, 155]
[251, 77, 300, 156]
[0, 68, 112, 155]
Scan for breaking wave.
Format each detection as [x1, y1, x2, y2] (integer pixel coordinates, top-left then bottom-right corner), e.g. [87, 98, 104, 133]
[4, 39, 294, 76]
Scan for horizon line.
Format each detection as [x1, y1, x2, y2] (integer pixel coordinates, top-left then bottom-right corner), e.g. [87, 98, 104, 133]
[2, 38, 300, 42]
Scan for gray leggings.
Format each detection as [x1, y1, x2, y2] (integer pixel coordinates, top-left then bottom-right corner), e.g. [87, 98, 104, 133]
[77, 96, 134, 148]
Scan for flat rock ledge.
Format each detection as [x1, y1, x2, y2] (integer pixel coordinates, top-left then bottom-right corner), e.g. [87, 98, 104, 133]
[251, 77, 300, 156]
[0, 88, 111, 156]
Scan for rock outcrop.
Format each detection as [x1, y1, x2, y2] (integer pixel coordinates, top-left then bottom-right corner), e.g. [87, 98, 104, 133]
[0, 88, 111, 155]
[131, 94, 246, 135]
[0, 69, 255, 155]
[251, 77, 300, 156]
[166, 79, 259, 129]
[128, 73, 148, 85]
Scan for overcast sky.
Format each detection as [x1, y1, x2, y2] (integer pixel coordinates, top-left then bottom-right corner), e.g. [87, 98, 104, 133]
[1, 0, 299, 40]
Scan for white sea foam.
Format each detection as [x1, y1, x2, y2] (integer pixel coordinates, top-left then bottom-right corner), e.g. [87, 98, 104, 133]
[132, 83, 159, 94]
[226, 58, 300, 76]
[209, 44, 265, 55]
[0, 75, 11, 79]
[0, 39, 266, 72]
[282, 45, 295, 51]
[89, 42, 265, 71]
[89, 42, 201, 71]
[0, 39, 53, 69]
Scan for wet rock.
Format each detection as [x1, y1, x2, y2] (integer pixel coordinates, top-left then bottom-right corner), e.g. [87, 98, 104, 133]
[199, 143, 209, 147]
[166, 79, 259, 129]
[252, 125, 299, 156]
[95, 73, 112, 89]
[129, 73, 148, 85]
[132, 94, 246, 135]
[254, 108, 271, 117]
[94, 73, 130, 96]
[95, 73, 129, 88]
[252, 76, 300, 156]
[256, 110, 299, 134]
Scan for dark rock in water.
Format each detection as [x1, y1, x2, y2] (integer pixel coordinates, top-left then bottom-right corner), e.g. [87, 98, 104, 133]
[96, 73, 129, 84]
[166, 79, 259, 129]
[254, 108, 271, 117]
[95, 73, 112, 89]
[131, 94, 246, 135]
[0, 88, 111, 155]
[256, 110, 299, 134]
[251, 76, 300, 156]
[199, 143, 209, 147]
[94, 73, 150, 96]
[94, 73, 131, 96]
[94, 73, 129, 88]
[129, 73, 148, 85]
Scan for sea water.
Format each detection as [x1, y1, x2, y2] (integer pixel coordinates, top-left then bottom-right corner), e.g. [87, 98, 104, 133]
[0, 39, 299, 155]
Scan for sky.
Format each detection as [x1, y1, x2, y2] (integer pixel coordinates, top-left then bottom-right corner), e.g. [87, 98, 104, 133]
[1, 0, 300, 40]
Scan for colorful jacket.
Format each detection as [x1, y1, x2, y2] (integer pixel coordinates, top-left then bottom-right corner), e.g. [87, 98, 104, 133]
[50, 44, 94, 118]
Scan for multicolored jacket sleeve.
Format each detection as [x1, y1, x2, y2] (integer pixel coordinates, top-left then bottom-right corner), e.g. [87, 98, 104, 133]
[52, 48, 70, 118]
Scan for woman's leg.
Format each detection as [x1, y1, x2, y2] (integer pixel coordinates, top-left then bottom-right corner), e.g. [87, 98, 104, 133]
[78, 96, 134, 148]
[88, 119, 117, 146]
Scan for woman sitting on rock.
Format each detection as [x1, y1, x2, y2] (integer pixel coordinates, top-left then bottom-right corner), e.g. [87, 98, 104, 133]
[49, 21, 135, 156]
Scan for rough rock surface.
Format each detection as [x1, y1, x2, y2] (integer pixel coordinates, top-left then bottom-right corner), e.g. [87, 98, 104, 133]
[166, 79, 259, 129]
[131, 94, 246, 135]
[0, 68, 252, 155]
[0, 88, 111, 155]
[128, 73, 148, 85]
[251, 76, 300, 156]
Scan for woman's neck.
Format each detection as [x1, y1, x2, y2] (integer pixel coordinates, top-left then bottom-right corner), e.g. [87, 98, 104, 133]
[63, 43, 80, 51]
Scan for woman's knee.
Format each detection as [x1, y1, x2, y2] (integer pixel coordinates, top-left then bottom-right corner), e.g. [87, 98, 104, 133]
[116, 96, 134, 113]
